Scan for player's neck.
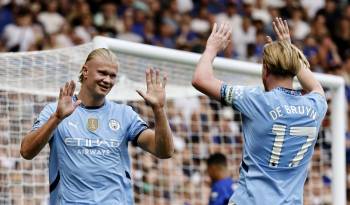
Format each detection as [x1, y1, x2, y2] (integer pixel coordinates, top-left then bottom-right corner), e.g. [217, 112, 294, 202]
[77, 90, 105, 107]
[213, 170, 229, 181]
[266, 76, 293, 91]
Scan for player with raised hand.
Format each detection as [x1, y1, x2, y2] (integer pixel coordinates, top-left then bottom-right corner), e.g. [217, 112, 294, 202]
[192, 18, 327, 205]
[20, 48, 174, 204]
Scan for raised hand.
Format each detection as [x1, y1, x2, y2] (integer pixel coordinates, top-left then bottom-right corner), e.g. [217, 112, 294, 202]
[55, 80, 81, 120]
[271, 17, 291, 43]
[206, 22, 232, 53]
[137, 68, 167, 109]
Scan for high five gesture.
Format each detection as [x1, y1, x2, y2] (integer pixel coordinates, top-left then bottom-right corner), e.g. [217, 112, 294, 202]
[137, 68, 167, 109]
[54, 80, 81, 120]
[192, 23, 232, 101]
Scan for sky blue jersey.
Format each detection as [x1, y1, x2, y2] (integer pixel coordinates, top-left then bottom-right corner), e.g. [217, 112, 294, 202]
[32, 96, 148, 205]
[220, 85, 327, 205]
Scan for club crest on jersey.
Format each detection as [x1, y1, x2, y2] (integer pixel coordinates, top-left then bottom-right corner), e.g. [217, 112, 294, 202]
[109, 119, 120, 131]
[87, 118, 98, 131]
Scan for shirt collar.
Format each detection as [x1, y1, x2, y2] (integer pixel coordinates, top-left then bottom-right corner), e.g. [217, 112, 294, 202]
[73, 95, 106, 109]
[276, 87, 302, 96]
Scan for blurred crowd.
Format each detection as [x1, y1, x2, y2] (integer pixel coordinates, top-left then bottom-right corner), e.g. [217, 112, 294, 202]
[0, 0, 350, 204]
[0, 0, 349, 70]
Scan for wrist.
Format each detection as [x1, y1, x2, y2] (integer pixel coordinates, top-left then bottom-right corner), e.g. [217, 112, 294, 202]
[52, 112, 64, 123]
[151, 106, 165, 113]
[205, 46, 219, 55]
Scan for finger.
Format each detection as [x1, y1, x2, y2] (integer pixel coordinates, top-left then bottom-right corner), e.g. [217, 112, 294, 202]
[272, 21, 281, 38]
[59, 87, 63, 99]
[223, 39, 231, 50]
[221, 22, 227, 35]
[284, 20, 289, 35]
[155, 69, 160, 85]
[224, 27, 232, 40]
[275, 17, 283, 33]
[67, 80, 74, 96]
[224, 23, 232, 37]
[69, 80, 76, 96]
[278, 17, 286, 34]
[221, 23, 227, 35]
[149, 67, 154, 85]
[217, 23, 224, 34]
[211, 23, 217, 35]
[162, 73, 167, 88]
[73, 100, 81, 109]
[145, 68, 151, 90]
[63, 82, 69, 96]
[266, 36, 273, 43]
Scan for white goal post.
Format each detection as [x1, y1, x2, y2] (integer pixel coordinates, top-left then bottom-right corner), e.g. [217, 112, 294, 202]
[94, 36, 346, 205]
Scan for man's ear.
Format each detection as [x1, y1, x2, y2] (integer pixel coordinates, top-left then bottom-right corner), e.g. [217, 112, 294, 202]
[263, 64, 269, 77]
[82, 65, 88, 79]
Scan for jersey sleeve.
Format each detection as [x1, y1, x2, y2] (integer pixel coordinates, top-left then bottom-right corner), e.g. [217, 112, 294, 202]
[305, 92, 328, 120]
[31, 103, 56, 139]
[220, 83, 263, 118]
[125, 106, 148, 144]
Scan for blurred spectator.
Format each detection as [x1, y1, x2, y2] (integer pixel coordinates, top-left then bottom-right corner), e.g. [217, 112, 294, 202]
[0, 3, 13, 34]
[117, 9, 143, 43]
[242, 0, 254, 18]
[37, 0, 65, 34]
[74, 14, 97, 43]
[279, 0, 299, 19]
[190, 7, 212, 35]
[207, 153, 235, 205]
[131, 1, 149, 37]
[289, 7, 310, 41]
[232, 16, 256, 60]
[46, 22, 75, 48]
[1, 7, 37, 51]
[252, 0, 271, 25]
[152, 19, 177, 48]
[315, 0, 341, 37]
[176, 15, 198, 50]
[215, 2, 242, 30]
[177, 0, 193, 14]
[303, 35, 323, 72]
[94, 1, 122, 35]
[301, 0, 325, 19]
[318, 35, 342, 70]
[67, 0, 91, 25]
[333, 17, 350, 60]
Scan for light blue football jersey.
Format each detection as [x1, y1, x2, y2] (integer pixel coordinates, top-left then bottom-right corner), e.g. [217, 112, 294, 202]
[220, 84, 327, 205]
[32, 96, 148, 205]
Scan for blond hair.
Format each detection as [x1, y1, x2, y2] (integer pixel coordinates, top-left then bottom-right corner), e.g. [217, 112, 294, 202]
[79, 48, 118, 83]
[263, 40, 309, 77]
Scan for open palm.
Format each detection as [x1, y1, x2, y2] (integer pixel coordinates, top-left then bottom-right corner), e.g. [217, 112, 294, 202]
[206, 22, 232, 52]
[266, 17, 291, 44]
[55, 81, 81, 120]
[137, 68, 167, 109]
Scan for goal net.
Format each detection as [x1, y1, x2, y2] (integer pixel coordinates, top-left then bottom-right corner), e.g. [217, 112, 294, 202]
[0, 37, 346, 205]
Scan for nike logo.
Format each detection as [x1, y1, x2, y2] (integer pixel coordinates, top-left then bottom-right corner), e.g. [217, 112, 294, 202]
[68, 121, 78, 128]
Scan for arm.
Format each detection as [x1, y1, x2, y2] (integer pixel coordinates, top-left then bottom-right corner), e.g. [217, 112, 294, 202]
[136, 68, 174, 159]
[296, 66, 325, 96]
[192, 23, 232, 101]
[271, 17, 325, 96]
[20, 113, 61, 160]
[20, 81, 81, 160]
